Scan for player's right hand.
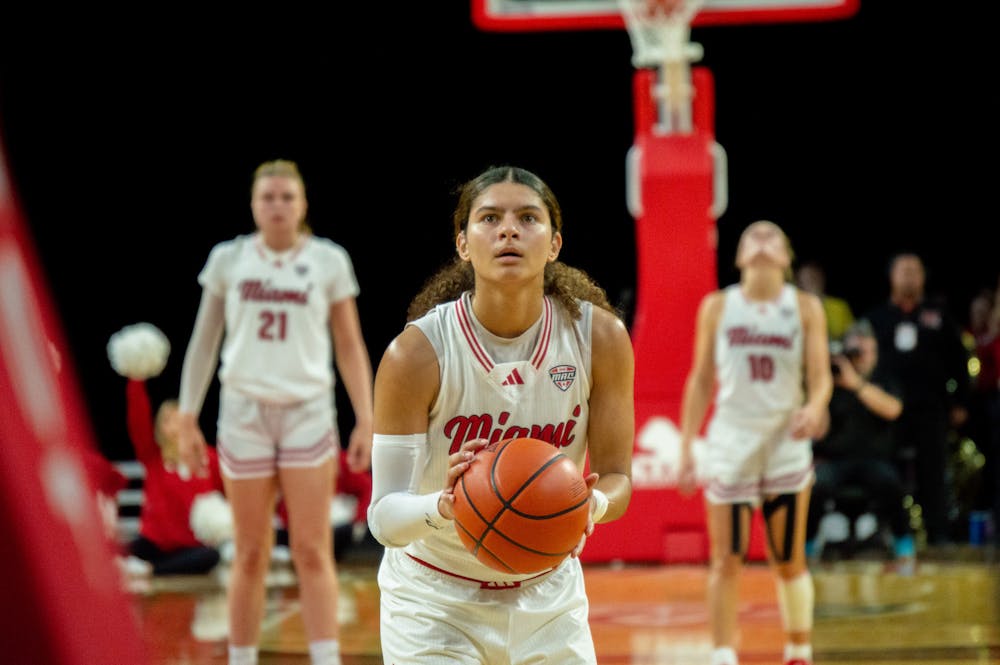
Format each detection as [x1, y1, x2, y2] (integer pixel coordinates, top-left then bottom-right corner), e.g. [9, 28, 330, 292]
[438, 438, 488, 520]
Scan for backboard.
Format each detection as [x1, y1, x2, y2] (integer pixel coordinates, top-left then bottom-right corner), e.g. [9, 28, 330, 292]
[472, 0, 859, 31]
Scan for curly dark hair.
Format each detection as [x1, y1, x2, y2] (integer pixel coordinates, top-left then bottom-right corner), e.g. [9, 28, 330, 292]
[407, 165, 620, 322]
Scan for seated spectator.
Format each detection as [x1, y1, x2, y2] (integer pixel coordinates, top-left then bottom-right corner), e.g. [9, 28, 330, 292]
[124, 378, 227, 575]
[961, 287, 1000, 537]
[108, 322, 226, 576]
[807, 319, 915, 569]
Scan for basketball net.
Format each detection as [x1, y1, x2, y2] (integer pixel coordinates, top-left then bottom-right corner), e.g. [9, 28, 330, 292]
[618, 0, 706, 134]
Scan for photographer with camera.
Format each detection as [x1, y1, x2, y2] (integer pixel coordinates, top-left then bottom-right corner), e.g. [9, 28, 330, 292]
[806, 319, 916, 570]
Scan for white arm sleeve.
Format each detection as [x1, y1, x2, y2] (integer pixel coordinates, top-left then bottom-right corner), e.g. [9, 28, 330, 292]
[178, 290, 226, 416]
[366, 433, 447, 548]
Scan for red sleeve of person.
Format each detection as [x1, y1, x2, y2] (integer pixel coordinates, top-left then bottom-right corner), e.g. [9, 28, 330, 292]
[82, 447, 129, 498]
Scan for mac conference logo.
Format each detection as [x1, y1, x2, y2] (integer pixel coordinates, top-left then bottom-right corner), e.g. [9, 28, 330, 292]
[548, 364, 576, 391]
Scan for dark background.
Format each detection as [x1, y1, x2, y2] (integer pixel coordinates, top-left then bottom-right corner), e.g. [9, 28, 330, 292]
[1, 3, 997, 461]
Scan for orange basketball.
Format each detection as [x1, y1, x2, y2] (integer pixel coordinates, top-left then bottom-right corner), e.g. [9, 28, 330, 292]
[452, 436, 591, 575]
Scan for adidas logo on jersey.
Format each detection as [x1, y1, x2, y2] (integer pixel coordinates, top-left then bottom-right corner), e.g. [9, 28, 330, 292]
[502, 368, 525, 385]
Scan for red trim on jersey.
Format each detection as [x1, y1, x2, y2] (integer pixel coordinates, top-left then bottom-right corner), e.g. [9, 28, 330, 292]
[276, 430, 336, 464]
[253, 233, 307, 268]
[760, 465, 814, 494]
[455, 296, 494, 373]
[216, 441, 276, 475]
[456, 294, 553, 375]
[405, 553, 553, 589]
[530, 296, 553, 369]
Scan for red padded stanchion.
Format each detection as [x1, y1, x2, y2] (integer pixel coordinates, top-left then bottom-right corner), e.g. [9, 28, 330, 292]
[582, 66, 767, 563]
[0, 142, 149, 663]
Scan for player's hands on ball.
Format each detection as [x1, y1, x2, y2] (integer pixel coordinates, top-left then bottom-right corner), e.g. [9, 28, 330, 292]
[438, 438, 488, 520]
[571, 473, 601, 559]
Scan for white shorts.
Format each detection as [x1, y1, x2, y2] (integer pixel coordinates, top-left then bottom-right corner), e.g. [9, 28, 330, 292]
[702, 415, 814, 505]
[377, 548, 597, 664]
[216, 386, 337, 479]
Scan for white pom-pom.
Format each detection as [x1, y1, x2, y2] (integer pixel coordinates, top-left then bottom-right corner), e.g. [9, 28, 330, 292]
[331, 494, 359, 527]
[107, 322, 171, 379]
[190, 491, 234, 546]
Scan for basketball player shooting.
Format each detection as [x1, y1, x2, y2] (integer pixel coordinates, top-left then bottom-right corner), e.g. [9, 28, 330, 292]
[366, 165, 636, 664]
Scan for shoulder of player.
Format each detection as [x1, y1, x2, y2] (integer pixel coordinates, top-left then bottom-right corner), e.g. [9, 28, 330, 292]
[377, 325, 438, 384]
[699, 289, 727, 316]
[590, 306, 631, 351]
[305, 237, 356, 279]
[794, 287, 825, 316]
[704, 289, 727, 304]
[209, 233, 251, 253]
[304, 234, 350, 257]
[590, 313, 634, 380]
[200, 235, 249, 268]
[686, 291, 727, 337]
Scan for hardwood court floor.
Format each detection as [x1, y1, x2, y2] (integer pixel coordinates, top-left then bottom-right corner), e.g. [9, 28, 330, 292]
[133, 545, 999, 665]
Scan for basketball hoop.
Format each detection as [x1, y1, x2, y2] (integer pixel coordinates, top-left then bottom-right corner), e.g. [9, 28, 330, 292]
[618, 0, 706, 134]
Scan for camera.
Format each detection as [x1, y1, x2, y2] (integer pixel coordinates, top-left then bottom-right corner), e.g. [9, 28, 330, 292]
[829, 340, 861, 376]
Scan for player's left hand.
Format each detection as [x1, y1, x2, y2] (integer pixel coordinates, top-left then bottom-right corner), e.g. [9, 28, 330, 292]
[571, 473, 600, 559]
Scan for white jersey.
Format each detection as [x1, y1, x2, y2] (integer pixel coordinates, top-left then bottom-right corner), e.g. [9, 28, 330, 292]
[713, 283, 804, 424]
[406, 291, 593, 581]
[198, 232, 359, 404]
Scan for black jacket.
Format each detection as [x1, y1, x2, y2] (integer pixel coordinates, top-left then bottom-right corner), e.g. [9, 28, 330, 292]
[863, 298, 971, 412]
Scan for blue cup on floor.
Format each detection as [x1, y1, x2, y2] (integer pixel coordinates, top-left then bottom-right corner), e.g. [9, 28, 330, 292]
[969, 511, 989, 546]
